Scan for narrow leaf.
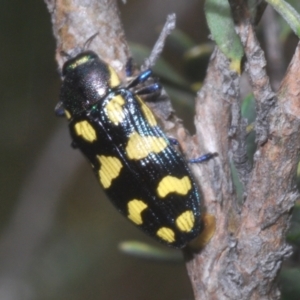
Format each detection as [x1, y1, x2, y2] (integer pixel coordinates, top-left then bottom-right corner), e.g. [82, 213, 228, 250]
[266, 0, 300, 38]
[119, 241, 182, 262]
[204, 0, 244, 73]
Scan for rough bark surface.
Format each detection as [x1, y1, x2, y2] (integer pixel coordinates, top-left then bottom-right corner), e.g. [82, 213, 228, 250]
[44, 1, 300, 299]
[44, 0, 130, 74]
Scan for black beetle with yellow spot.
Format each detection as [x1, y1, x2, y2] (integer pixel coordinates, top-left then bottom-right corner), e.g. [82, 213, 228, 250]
[56, 50, 212, 248]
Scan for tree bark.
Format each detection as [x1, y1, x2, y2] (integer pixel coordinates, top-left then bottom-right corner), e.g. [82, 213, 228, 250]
[187, 32, 299, 300]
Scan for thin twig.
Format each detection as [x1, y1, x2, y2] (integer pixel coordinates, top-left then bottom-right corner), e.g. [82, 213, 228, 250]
[142, 13, 176, 70]
[230, 1, 276, 145]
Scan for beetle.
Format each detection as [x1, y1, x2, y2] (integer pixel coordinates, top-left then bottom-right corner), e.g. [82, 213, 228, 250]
[56, 49, 212, 248]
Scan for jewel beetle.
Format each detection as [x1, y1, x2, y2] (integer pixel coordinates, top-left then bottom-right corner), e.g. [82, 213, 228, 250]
[56, 49, 212, 248]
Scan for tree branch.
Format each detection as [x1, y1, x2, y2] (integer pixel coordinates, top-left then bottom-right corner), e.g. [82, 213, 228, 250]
[44, 0, 130, 74]
[186, 46, 241, 300]
[186, 1, 300, 299]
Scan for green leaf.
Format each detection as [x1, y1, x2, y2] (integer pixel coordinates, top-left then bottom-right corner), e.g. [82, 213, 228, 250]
[204, 0, 244, 73]
[280, 268, 300, 300]
[129, 42, 189, 88]
[242, 93, 256, 122]
[163, 84, 195, 110]
[168, 28, 196, 51]
[266, 0, 300, 38]
[287, 202, 300, 245]
[118, 240, 182, 262]
[183, 43, 214, 62]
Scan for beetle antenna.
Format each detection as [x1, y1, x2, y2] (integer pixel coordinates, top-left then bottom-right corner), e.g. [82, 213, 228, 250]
[83, 32, 99, 50]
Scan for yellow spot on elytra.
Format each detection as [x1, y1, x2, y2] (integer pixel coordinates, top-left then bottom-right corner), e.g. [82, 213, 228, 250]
[156, 227, 175, 243]
[108, 66, 121, 87]
[97, 155, 123, 188]
[127, 199, 148, 225]
[64, 110, 71, 120]
[105, 95, 126, 125]
[74, 120, 97, 142]
[136, 96, 157, 126]
[188, 214, 216, 250]
[175, 210, 195, 232]
[157, 176, 192, 198]
[69, 56, 90, 69]
[126, 131, 167, 160]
